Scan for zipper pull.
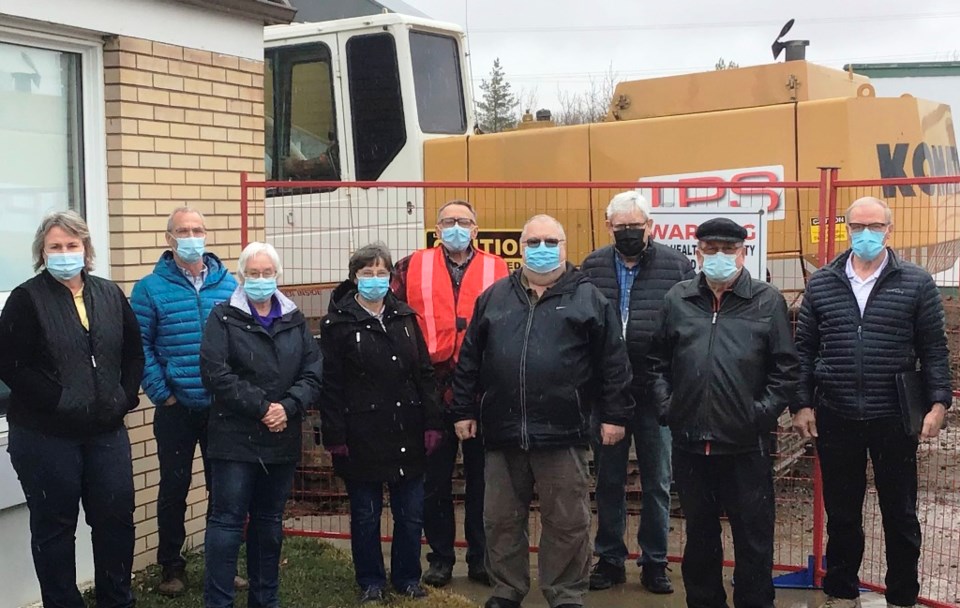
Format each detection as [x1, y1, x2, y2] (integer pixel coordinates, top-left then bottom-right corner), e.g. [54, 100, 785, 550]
[712, 312, 718, 325]
[91, 355, 97, 368]
[857, 325, 862, 341]
[355, 331, 360, 343]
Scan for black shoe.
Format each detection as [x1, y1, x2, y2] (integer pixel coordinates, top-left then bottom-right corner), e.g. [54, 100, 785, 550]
[588, 560, 626, 591]
[641, 563, 674, 594]
[422, 562, 453, 587]
[401, 583, 428, 599]
[484, 597, 521, 608]
[468, 563, 492, 586]
[359, 586, 385, 604]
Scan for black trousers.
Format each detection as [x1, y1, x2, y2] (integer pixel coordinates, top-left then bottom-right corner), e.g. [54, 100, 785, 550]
[816, 408, 921, 606]
[154, 402, 210, 573]
[673, 448, 775, 608]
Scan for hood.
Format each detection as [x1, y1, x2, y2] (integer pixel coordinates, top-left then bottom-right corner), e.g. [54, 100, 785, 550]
[229, 284, 298, 316]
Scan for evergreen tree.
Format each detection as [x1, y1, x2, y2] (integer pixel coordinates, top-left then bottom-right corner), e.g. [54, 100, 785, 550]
[477, 58, 518, 133]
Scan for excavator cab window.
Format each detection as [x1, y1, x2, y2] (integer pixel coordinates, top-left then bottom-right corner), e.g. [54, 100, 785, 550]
[409, 31, 466, 134]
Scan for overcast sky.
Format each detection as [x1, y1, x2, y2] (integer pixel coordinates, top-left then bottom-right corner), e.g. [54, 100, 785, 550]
[404, 0, 960, 112]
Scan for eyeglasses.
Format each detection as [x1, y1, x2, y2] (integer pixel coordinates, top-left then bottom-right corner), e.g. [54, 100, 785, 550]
[611, 223, 646, 231]
[438, 217, 476, 229]
[171, 227, 207, 237]
[244, 270, 276, 279]
[848, 222, 888, 234]
[523, 238, 565, 248]
[699, 244, 742, 255]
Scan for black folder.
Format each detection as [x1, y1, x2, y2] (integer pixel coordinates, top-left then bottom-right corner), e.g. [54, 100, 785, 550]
[895, 370, 929, 437]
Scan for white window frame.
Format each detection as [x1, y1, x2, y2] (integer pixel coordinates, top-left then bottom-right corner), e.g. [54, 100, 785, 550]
[0, 25, 109, 441]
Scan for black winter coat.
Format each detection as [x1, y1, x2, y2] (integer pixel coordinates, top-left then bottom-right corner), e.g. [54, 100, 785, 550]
[0, 271, 144, 438]
[646, 270, 800, 454]
[581, 242, 696, 401]
[451, 266, 634, 451]
[795, 249, 952, 419]
[319, 282, 441, 483]
[200, 288, 322, 464]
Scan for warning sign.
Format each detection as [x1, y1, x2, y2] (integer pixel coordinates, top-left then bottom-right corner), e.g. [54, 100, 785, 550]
[425, 229, 524, 271]
[810, 216, 848, 243]
[652, 209, 767, 279]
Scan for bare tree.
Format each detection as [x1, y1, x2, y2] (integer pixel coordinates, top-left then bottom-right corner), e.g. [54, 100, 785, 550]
[517, 87, 540, 121]
[715, 57, 740, 70]
[554, 64, 618, 126]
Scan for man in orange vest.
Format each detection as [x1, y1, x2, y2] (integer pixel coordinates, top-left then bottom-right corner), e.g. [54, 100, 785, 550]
[392, 200, 509, 588]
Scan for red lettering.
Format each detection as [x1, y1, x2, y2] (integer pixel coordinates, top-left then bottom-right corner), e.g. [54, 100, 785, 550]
[731, 171, 780, 212]
[743, 224, 756, 240]
[668, 224, 684, 239]
[686, 224, 698, 239]
[679, 177, 725, 207]
[651, 223, 669, 239]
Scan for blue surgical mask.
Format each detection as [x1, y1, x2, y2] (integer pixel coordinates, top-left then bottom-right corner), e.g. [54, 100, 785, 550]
[244, 277, 277, 303]
[357, 277, 390, 301]
[524, 243, 562, 274]
[175, 237, 205, 263]
[46, 252, 85, 281]
[440, 225, 472, 252]
[701, 252, 739, 282]
[851, 229, 885, 262]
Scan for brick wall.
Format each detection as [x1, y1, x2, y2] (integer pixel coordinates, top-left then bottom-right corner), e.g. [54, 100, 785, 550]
[102, 35, 265, 571]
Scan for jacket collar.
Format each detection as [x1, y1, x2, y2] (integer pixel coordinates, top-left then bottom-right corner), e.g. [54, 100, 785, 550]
[826, 247, 901, 281]
[681, 268, 754, 300]
[508, 263, 584, 299]
[154, 250, 228, 287]
[229, 285, 297, 317]
[596, 241, 658, 269]
[327, 280, 416, 323]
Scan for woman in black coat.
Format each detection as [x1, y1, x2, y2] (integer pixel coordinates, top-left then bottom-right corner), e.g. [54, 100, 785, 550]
[199, 241, 322, 608]
[319, 242, 442, 604]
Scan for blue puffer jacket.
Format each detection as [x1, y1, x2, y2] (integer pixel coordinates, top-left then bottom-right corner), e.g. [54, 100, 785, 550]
[131, 252, 237, 409]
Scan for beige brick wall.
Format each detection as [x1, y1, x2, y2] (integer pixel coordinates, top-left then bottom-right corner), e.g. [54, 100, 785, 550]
[103, 35, 265, 571]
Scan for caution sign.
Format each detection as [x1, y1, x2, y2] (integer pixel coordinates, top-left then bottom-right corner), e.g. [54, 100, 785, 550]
[425, 229, 523, 271]
[810, 216, 848, 244]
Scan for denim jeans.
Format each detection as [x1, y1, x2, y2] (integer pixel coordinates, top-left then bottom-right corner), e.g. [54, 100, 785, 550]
[423, 421, 486, 568]
[346, 475, 424, 591]
[592, 406, 672, 567]
[154, 401, 209, 573]
[204, 459, 296, 608]
[7, 423, 135, 608]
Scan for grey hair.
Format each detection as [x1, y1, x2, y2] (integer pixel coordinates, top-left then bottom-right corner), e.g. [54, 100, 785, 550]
[437, 200, 477, 222]
[167, 206, 206, 233]
[237, 242, 282, 282]
[606, 191, 653, 221]
[348, 242, 394, 281]
[846, 197, 893, 224]
[521, 214, 566, 241]
[32, 210, 95, 273]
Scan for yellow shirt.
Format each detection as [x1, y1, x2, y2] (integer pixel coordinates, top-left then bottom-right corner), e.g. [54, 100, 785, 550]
[74, 286, 89, 330]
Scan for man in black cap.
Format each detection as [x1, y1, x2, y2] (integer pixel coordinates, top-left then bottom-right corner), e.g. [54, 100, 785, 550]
[645, 217, 800, 608]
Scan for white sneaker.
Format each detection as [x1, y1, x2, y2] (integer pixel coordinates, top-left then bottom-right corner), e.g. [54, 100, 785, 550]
[820, 597, 861, 608]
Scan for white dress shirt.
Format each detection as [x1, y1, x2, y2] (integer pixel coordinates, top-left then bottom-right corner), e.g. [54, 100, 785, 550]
[845, 251, 889, 317]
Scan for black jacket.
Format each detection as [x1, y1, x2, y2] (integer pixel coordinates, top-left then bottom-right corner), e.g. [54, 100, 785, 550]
[581, 242, 696, 401]
[795, 248, 952, 419]
[0, 271, 144, 438]
[646, 270, 800, 454]
[319, 282, 441, 482]
[200, 288, 322, 464]
[451, 265, 634, 451]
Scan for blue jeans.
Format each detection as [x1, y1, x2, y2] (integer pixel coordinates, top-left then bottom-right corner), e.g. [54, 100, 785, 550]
[346, 475, 424, 591]
[7, 424, 135, 608]
[592, 406, 672, 567]
[204, 459, 296, 608]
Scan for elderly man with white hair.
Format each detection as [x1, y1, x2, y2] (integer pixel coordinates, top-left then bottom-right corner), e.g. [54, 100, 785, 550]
[451, 214, 634, 608]
[580, 191, 695, 594]
[199, 242, 322, 608]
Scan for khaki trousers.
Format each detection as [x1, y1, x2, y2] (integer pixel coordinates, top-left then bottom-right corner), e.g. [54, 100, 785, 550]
[484, 446, 592, 607]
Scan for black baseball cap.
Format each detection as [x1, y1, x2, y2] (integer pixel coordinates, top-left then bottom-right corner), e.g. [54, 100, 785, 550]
[695, 217, 748, 243]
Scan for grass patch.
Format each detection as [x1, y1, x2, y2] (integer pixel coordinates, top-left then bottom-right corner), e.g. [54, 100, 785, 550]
[83, 537, 478, 607]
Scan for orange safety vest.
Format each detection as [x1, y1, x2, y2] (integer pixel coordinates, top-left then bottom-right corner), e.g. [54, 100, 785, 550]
[407, 247, 509, 364]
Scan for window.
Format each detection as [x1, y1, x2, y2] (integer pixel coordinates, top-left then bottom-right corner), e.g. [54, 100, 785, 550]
[346, 33, 406, 181]
[264, 43, 339, 185]
[409, 31, 466, 134]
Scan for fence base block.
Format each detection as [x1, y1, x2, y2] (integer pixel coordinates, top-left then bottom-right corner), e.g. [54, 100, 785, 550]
[772, 556, 823, 590]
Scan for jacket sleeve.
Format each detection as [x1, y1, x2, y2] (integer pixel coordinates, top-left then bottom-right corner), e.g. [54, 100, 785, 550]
[450, 290, 489, 422]
[318, 323, 347, 447]
[200, 308, 269, 420]
[0, 287, 61, 411]
[915, 273, 952, 407]
[279, 320, 323, 418]
[411, 319, 442, 430]
[391, 254, 411, 302]
[119, 292, 145, 411]
[130, 280, 170, 406]
[794, 288, 820, 412]
[645, 297, 674, 421]
[755, 291, 801, 425]
[591, 289, 634, 426]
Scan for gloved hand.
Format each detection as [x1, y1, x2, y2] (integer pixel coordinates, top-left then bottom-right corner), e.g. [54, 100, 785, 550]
[327, 445, 349, 458]
[424, 430, 443, 456]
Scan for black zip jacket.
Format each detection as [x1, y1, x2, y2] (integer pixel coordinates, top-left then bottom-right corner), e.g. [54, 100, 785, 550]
[795, 248, 952, 418]
[450, 265, 634, 451]
[646, 270, 800, 454]
[580, 242, 696, 401]
[0, 271, 144, 438]
[319, 282, 441, 482]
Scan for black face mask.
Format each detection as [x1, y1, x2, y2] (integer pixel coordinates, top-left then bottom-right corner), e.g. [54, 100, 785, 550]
[614, 228, 646, 257]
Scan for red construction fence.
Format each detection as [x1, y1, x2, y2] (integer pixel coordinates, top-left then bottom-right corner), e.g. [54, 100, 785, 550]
[240, 171, 960, 607]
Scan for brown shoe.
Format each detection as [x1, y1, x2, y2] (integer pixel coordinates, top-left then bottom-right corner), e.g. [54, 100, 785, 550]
[234, 575, 249, 590]
[157, 571, 187, 597]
